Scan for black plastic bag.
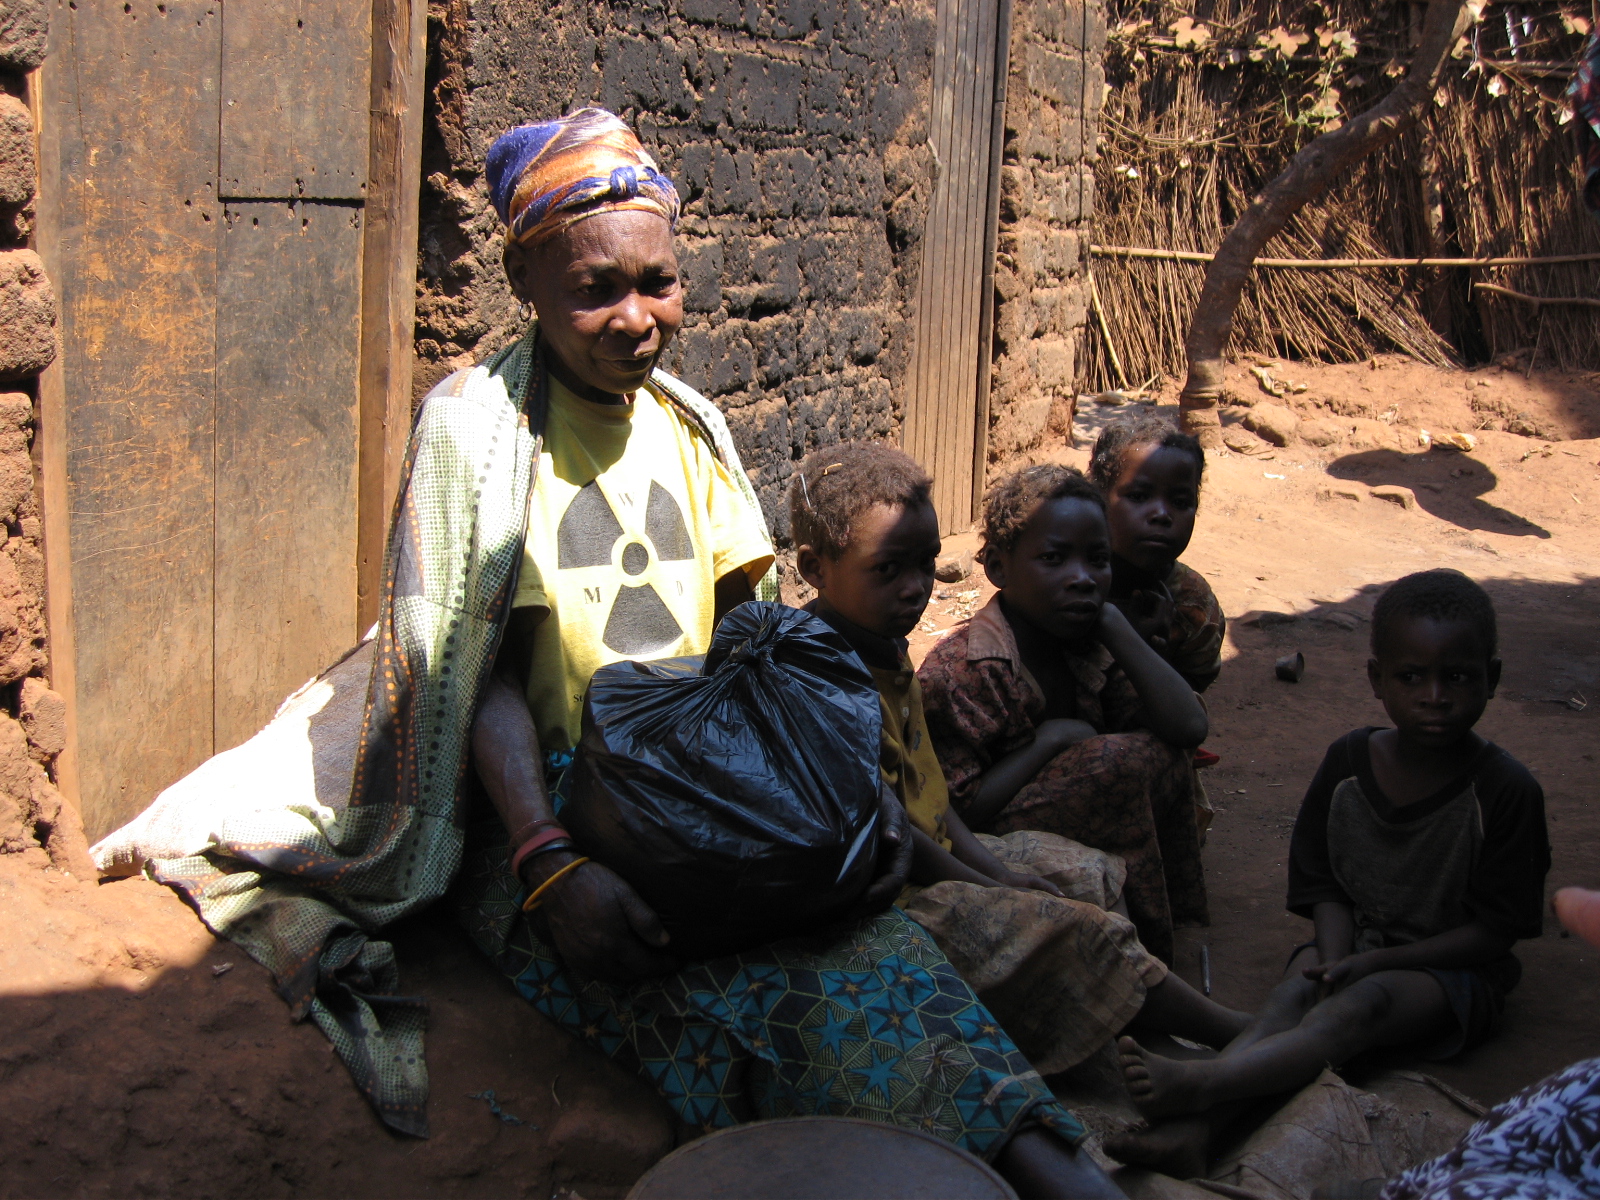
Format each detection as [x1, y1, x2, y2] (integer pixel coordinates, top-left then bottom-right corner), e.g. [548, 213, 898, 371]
[564, 601, 884, 961]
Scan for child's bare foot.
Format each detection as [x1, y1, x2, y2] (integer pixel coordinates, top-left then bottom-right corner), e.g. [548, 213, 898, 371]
[1103, 1116, 1212, 1180]
[1118, 1036, 1211, 1119]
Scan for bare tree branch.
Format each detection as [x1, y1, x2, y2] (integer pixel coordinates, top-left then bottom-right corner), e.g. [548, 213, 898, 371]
[1178, 0, 1476, 443]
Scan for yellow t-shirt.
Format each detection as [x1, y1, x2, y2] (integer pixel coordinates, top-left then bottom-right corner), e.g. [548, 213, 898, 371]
[513, 376, 775, 752]
[871, 656, 953, 851]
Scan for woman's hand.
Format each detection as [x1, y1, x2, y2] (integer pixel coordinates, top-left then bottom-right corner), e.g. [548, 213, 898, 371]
[1301, 949, 1385, 994]
[534, 855, 680, 985]
[847, 786, 914, 918]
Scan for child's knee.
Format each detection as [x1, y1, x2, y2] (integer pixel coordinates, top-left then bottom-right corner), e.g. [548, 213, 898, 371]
[1267, 973, 1320, 1012]
[1302, 977, 1395, 1042]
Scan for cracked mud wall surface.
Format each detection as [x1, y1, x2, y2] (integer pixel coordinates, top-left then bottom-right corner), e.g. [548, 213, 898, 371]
[0, 0, 80, 878]
[416, 0, 940, 532]
[986, 0, 1103, 478]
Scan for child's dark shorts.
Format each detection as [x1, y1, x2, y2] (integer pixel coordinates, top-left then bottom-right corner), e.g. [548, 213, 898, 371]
[1417, 954, 1521, 1060]
[1287, 943, 1521, 1060]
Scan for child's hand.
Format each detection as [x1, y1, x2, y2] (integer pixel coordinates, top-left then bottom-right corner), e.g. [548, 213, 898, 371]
[1302, 950, 1384, 993]
[992, 869, 1065, 897]
[1122, 587, 1175, 654]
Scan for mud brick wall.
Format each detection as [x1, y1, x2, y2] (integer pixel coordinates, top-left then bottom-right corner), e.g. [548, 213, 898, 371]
[417, 0, 940, 531]
[0, 0, 92, 876]
[985, 0, 1103, 476]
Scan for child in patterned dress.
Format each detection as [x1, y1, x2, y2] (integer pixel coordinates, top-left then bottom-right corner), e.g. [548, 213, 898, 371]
[1090, 412, 1225, 840]
[918, 465, 1212, 964]
[1089, 414, 1224, 694]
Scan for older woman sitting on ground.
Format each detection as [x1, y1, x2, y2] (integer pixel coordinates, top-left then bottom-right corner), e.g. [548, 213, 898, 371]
[449, 109, 1122, 1200]
[102, 108, 1120, 1199]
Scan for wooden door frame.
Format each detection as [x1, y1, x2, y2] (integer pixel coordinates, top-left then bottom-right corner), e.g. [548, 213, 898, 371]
[31, 0, 427, 815]
[971, 0, 1013, 518]
[357, 0, 428, 633]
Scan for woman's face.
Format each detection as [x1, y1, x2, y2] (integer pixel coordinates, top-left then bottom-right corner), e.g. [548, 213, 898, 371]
[505, 209, 684, 400]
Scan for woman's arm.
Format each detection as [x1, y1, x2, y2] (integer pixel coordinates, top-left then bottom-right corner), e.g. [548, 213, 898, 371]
[713, 567, 753, 627]
[1097, 602, 1209, 747]
[962, 718, 1098, 828]
[471, 627, 678, 984]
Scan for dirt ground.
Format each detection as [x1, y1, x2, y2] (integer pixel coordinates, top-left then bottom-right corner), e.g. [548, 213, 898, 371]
[2, 357, 1598, 1198]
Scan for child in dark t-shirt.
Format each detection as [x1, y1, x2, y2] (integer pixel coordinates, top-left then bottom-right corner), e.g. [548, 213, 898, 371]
[1287, 725, 1546, 1051]
[1108, 568, 1550, 1175]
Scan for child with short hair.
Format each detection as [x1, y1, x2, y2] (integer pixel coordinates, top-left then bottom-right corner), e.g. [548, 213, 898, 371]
[1111, 569, 1550, 1174]
[917, 464, 1211, 963]
[1089, 414, 1223, 693]
[789, 443, 1247, 1078]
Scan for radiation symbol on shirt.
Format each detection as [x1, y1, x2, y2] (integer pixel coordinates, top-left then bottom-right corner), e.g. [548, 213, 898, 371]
[557, 479, 695, 655]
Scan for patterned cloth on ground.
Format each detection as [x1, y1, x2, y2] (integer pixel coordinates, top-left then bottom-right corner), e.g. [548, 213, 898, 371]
[918, 594, 1208, 963]
[901, 831, 1166, 1075]
[1381, 1056, 1600, 1199]
[89, 326, 775, 1135]
[452, 816, 1087, 1161]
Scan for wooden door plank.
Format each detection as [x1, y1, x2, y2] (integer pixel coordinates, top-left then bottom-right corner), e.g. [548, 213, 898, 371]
[213, 200, 363, 751]
[220, 0, 372, 200]
[40, 0, 221, 842]
[30, 67, 82, 818]
[901, 0, 1004, 532]
[357, 0, 427, 630]
[971, 0, 1014, 513]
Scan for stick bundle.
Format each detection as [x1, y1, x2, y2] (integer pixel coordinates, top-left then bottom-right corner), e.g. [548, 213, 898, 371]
[1087, 0, 1600, 391]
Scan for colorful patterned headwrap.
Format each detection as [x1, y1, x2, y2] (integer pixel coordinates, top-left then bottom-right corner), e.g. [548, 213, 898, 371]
[487, 108, 681, 247]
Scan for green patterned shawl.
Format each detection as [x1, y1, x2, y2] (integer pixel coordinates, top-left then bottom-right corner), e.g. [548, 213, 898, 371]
[146, 328, 775, 1135]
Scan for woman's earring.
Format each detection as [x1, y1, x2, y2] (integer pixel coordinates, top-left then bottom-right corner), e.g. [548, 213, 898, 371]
[518, 300, 534, 324]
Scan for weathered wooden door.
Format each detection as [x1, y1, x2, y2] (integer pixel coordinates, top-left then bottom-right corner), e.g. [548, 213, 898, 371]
[901, 0, 1012, 532]
[38, 0, 424, 842]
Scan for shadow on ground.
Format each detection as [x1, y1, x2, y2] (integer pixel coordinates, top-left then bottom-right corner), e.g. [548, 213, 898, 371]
[1326, 450, 1551, 538]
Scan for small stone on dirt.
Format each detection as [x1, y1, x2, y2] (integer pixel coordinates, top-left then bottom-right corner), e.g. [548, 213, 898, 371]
[1369, 484, 1417, 510]
[1313, 611, 1362, 631]
[1223, 427, 1272, 455]
[1241, 402, 1299, 447]
[1241, 611, 1297, 628]
[934, 550, 974, 583]
[1299, 417, 1345, 448]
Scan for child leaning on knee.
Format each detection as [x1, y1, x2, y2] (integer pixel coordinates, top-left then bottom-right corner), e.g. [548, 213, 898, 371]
[1090, 414, 1224, 693]
[788, 444, 1248, 1075]
[1113, 569, 1551, 1165]
[916, 464, 1211, 963]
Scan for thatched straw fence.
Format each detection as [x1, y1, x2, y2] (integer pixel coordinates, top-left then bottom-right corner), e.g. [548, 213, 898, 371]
[1086, 0, 1600, 390]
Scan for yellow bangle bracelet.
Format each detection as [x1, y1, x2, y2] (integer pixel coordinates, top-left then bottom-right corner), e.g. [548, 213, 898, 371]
[521, 856, 591, 913]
